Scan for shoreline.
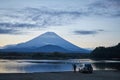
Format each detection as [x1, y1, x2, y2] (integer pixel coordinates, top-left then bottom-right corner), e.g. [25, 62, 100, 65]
[0, 70, 119, 80]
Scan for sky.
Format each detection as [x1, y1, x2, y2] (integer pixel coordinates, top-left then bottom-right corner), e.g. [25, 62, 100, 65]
[0, 0, 120, 49]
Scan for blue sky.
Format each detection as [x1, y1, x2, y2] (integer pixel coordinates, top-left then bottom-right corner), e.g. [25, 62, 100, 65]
[0, 0, 120, 49]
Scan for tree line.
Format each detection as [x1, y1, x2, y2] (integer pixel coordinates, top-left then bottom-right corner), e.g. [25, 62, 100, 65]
[90, 43, 120, 60]
[0, 52, 90, 59]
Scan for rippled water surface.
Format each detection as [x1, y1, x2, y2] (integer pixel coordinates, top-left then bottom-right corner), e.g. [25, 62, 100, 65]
[0, 59, 119, 73]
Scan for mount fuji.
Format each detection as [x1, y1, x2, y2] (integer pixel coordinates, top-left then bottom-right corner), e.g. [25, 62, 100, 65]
[1, 32, 90, 53]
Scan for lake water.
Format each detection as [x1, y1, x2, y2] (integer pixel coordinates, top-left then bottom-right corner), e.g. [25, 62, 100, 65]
[0, 59, 120, 73]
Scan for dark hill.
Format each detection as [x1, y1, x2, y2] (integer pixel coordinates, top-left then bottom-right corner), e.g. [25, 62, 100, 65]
[90, 43, 120, 60]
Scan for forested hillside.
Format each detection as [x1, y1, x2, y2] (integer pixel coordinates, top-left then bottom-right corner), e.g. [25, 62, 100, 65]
[90, 43, 120, 60]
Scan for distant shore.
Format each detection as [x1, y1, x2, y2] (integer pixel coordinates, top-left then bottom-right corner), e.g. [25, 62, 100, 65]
[0, 70, 119, 80]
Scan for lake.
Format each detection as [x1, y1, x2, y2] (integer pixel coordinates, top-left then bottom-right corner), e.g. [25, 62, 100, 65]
[0, 59, 120, 73]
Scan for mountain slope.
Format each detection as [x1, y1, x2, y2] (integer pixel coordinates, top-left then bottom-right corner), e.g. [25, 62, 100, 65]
[35, 45, 70, 53]
[2, 32, 90, 53]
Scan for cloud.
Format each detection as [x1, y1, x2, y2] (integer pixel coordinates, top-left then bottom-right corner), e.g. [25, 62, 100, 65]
[74, 29, 104, 35]
[0, 22, 36, 28]
[0, 7, 86, 34]
[97, 29, 104, 32]
[87, 0, 120, 17]
[0, 22, 37, 34]
[23, 7, 85, 26]
[0, 28, 19, 34]
[74, 30, 97, 35]
[0, 1, 119, 35]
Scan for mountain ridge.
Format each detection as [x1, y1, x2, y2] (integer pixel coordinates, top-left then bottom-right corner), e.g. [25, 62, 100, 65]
[1, 32, 90, 53]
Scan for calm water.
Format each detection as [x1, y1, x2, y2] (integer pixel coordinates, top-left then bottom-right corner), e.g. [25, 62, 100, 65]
[0, 59, 120, 73]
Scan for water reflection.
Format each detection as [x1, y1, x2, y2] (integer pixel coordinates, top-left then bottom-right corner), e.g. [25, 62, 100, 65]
[0, 60, 25, 73]
[0, 60, 73, 73]
[92, 63, 120, 70]
[0, 59, 119, 73]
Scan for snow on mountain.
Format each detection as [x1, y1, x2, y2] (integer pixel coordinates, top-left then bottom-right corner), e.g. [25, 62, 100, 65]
[2, 32, 90, 53]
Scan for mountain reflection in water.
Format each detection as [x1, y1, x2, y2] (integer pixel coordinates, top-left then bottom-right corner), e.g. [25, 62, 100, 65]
[0, 59, 119, 73]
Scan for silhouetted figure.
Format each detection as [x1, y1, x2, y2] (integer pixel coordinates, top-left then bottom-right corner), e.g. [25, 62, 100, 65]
[73, 64, 77, 72]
